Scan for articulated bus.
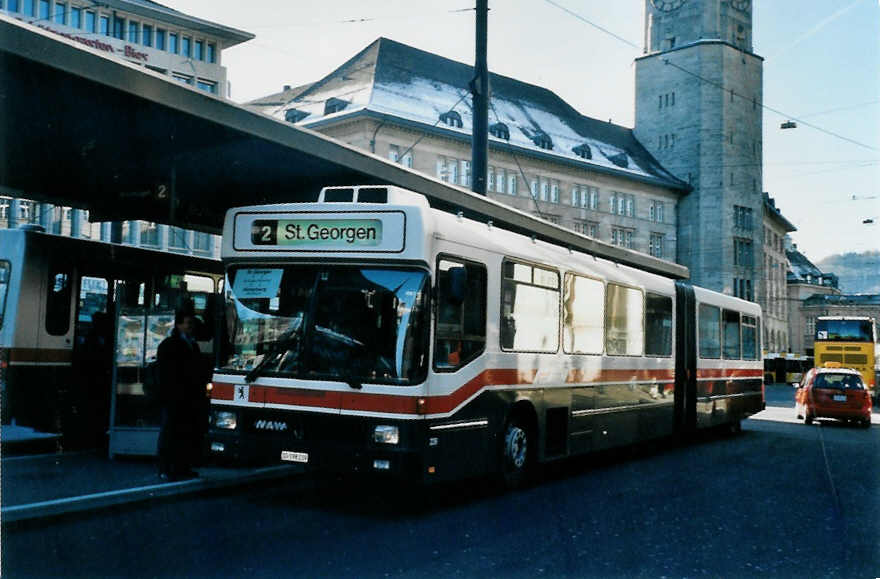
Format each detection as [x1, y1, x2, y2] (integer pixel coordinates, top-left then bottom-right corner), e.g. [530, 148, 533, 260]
[208, 186, 763, 485]
[814, 316, 877, 397]
[0, 226, 222, 454]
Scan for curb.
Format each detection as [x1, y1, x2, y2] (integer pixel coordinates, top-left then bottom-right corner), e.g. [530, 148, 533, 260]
[1, 464, 300, 524]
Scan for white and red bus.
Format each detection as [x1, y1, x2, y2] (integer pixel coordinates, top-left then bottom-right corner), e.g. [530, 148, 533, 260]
[208, 186, 763, 485]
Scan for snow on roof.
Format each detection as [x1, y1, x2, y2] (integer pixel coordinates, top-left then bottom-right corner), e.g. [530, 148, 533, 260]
[267, 37, 687, 189]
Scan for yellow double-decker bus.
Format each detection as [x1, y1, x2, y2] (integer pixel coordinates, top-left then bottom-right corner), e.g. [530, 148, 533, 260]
[814, 316, 877, 397]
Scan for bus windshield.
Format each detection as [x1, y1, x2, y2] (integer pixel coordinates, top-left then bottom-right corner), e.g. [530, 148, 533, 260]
[223, 265, 429, 385]
[815, 319, 874, 342]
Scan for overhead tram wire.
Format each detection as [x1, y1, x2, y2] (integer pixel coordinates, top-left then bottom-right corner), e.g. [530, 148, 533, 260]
[540, 0, 878, 153]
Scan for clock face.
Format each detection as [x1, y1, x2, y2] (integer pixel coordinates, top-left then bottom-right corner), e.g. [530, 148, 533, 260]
[731, 0, 750, 11]
[650, 0, 686, 12]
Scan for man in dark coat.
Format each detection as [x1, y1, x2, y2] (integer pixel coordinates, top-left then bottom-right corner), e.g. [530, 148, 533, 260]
[157, 310, 211, 481]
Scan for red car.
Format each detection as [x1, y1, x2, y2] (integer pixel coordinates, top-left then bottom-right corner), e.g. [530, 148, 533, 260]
[795, 367, 872, 428]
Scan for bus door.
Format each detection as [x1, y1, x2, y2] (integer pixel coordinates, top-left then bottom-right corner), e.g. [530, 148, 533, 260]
[108, 274, 217, 458]
[674, 281, 697, 434]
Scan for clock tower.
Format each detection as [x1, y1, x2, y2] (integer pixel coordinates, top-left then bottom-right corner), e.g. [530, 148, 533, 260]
[635, 0, 763, 302]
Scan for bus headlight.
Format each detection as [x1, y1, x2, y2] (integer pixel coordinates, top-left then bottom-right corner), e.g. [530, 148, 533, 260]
[373, 425, 399, 445]
[213, 410, 238, 430]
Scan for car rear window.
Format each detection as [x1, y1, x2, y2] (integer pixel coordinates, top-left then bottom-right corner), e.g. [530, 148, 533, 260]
[814, 373, 865, 390]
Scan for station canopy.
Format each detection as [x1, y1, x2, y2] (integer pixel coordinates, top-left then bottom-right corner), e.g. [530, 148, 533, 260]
[0, 15, 687, 279]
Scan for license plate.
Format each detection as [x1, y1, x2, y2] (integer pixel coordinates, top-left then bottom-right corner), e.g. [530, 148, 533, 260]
[281, 451, 309, 463]
[833, 395, 846, 402]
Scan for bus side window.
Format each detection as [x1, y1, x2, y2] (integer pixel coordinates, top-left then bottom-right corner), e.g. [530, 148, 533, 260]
[46, 265, 73, 336]
[434, 257, 487, 371]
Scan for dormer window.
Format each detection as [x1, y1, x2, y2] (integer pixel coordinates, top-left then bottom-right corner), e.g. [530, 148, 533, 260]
[606, 151, 629, 168]
[531, 131, 553, 150]
[439, 110, 463, 128]
[572, 144, 592, 160]
[489, 122, 509, 140]
[284, 109, 309, 123]
[324, 98, 348, 115]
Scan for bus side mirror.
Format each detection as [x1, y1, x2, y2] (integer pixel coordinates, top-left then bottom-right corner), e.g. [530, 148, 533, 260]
[447, 266, 468, 306]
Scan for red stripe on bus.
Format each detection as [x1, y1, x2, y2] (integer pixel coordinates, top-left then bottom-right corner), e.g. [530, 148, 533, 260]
[210, 367, 691, 415]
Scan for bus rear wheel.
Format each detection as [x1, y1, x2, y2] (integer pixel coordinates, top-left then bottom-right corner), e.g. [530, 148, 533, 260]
[499, 416, 532, 490]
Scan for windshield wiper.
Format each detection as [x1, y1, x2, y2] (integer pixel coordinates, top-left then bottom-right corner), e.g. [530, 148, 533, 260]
[244, 324, 302, 383]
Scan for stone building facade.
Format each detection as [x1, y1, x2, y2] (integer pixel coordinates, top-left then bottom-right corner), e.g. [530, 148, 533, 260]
[1, 0, 253, 257]
[250, 38, 687, 259]
[634, 0, 763, 297]
[786, 244, 841, 355]
[763, 194, 796, 353]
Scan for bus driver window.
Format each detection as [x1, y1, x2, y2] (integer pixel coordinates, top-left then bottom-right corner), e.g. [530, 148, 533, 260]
[434, 258, 486, 371]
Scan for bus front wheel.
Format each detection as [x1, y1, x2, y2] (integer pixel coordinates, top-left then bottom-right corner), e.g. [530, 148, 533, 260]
[499, 415, 533, 490]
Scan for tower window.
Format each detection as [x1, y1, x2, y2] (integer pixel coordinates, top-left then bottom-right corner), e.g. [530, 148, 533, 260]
[531, 132, 553, 150]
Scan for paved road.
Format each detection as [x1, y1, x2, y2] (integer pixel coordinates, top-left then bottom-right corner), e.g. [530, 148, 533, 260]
[4, 386, 878, 578]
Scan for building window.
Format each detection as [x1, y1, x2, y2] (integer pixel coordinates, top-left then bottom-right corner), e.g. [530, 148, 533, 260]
[181, 37, 191, 57]
[401, 151, 413, 168]
[494, 168, 505, 194]
[487, 166, 495, 191]
[531, 131, 553, 150]
[168, 33, 178, 54]
[168, 227, 187, 249]
[140, 222, 159, 246]
[324, 97, 348, 115]
[172, 73, 193, 85]
[650, 200, 665, 223]
[112, 15, 124, 39]
[194, 40, 204, 61]
[84, 10, 95, 32]
[141, 24, 152, 46]
[574, 220, 598, 238]
[196, 80, 217, 94]
[649, 233, 664, 258]
[70, 6, 81, 27]
[611, 227, 634, 249]
[539, 178, 549, 202]
[284, 109, 308, 123]
[22, 0, 34, 16]
[610, 192, 634, 217]
[573, 143, 592, 159]
[37, 0, 48, 19]
[507, 173, 517, 196]
[734, 238, 753, 267]
[194, 232, 212, 253]
[550, 180, 559, 204]
[52, 2, 65, 24]
[99, 14, 109, 35]
[388, 145, 400, 163]
[734, 205, 753, 230]
[156, 28, 166, 50]
[207, 43, 216, 63]
[460, 160, 471, 187]
[128, 20, 139, 43]
[489, 122, 509, 140]
[439, 110, 463, 128]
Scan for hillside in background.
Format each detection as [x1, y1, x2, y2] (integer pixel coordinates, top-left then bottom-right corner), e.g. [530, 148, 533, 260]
[816, 251, 880, 294]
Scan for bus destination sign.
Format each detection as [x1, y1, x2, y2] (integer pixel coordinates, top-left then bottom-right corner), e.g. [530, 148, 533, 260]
[251, 219, 383, 248]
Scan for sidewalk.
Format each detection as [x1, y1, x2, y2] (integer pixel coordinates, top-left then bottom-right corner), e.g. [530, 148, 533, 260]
[1, 445, 300, 524]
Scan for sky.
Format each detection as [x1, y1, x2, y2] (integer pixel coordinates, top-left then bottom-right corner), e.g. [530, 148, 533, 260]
[164, 0, 880, 263]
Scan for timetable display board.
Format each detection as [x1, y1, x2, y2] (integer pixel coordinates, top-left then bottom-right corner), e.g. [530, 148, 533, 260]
[232, 210, 406, 253]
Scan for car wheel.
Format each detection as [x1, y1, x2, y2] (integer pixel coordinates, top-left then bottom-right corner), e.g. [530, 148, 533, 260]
[499, 414, 532, 490]
[861, 419, 871, 429]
